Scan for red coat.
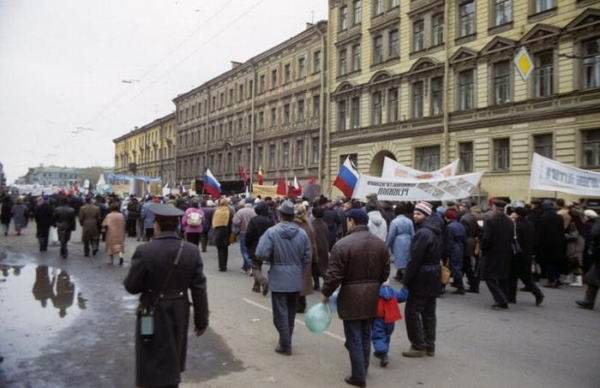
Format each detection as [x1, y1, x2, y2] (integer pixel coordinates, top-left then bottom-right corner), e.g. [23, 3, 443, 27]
[376, 297, 402, 324]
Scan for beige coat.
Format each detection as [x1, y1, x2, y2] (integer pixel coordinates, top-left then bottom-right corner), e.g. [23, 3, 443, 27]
[102, 211, 125, 255]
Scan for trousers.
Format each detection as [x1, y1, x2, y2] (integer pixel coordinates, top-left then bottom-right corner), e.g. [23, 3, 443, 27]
[486, 278, 509, 305]
[238, 232, 251, 270]
[404, 295, 436, 351]
[464, 254, 480, 291]
[271, 292, 298, 351]
[508, 256, 542, 303]
[185, 232, 201, 246]
[343, 319, 372, 384]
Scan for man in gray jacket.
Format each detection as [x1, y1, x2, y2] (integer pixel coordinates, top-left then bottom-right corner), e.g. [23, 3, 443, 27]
[256, 200, 310, 355]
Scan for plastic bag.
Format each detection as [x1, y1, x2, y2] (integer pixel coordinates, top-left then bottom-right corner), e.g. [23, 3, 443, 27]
[304, 303, 332, 334]
[328, 290, 339, 313]
[49, 227, 59, 246]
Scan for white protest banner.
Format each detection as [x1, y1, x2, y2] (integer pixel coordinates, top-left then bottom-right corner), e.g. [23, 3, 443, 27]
[381, 157, 459, 180]
[530, 153, 600, 197]
[353, 172, 483, 202]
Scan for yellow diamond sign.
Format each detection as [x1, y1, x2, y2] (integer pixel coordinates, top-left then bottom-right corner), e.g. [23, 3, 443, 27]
[514, 47, 534, 81]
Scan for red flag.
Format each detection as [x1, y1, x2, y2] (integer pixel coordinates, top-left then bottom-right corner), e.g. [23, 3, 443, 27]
[276, 177, 287, 196]
[257, 166, 264, 185]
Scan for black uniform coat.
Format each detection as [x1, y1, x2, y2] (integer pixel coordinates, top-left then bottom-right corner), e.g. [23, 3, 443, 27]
[537, 208, 566, 270]
[513, 217, 535, 275]
[34, 202, 54, 238]
[124, 232, 209, 387]
[245, 203, 274, 262]
[480, 212, 514, 280]
[403, 216, 443, 297]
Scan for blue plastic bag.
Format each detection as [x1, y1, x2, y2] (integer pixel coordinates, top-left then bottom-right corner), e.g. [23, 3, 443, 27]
[304, 302, 332, 333]
[328, 290, 339, 313]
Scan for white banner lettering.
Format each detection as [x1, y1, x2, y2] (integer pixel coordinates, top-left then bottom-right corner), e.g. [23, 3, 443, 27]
[353, 172, 483, 201]
[530, 153, 600, 197]
[381, 157, 459, 180]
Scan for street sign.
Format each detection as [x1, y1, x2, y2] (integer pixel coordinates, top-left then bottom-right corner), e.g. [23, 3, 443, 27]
[514, 47, 534, 81]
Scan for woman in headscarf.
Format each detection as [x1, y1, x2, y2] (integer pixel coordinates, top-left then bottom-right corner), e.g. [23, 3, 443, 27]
[293, 203, 316, 313]
[102, 202, 126, 265]
[11, 196, 29, 236]
[212, 197, 233, 272]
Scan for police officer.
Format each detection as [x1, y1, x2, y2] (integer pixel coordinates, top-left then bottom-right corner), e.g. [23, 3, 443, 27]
[124, 204, 209, 388]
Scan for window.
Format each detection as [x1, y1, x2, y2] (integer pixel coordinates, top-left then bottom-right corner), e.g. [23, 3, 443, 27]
[533, 134, 553, 158]
[269, 144, 276, 169]
[338, 100, 347, 130]
[229, 89, 234, 105]
[340, 6, 349, 30]
[374, 0, 384, 16]
[238, 117, 243, 133]
[432, 13, 444, 46]
[284, 64, 291, 83]
[353, 0, 362, 25]
[389, 29, 399, 58]
[297, 99, 305, 121]
[388, 88, 398, 122]
[413, 20, 424, 52]
[458, 142, 473, 173]
[256, 146, 263, 168]
[282, 142, 290, 168]
[458, 69, 474, 110]
[248, 80, 253, 98]
[415, 146, 441, 171]
[459, 1, 475, 37]
[493, 138, 510, 171]
[412, 82, 424, 119]
[271, 69, 278, 89]
[372, 91, 383, 125]
[312, 137, 320, 164]
[258, 111, 264, 129]
[534, 0, 555, 13]
[296, 140, 305, 167]
[351, 97, 361, 129]
[271, 108, 277, 126]
[313, 95, 320, 118]
[583, 38, 600, 90]
[298, 57, 306, 79]
[431, 77, 443, 115]
[352, 44, 361, 72]
[339, 48, 348, 76]
[314, 50, 321, 73]
[493, 61, 511, 105]
[220, 93, 225, 108]
[283, 104, 291, 124]
[583, 129, 600, 167]
[239, 84, 244, 102]
[259, 74, 266, 93]
[390, 0, 399, 8]
[534, 50, 553, 97]
[493, 0, 512, 26]
[373, 35, 383, 64]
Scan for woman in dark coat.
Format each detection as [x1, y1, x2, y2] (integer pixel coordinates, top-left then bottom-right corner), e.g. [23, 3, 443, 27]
[311, 206, 330, 287]
[1, 194, 13, 236]
[538, 200, 566, 288]
[245, 201, 274, 294]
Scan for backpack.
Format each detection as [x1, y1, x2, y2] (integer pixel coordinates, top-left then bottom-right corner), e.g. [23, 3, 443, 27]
[187, 210, 203, 229]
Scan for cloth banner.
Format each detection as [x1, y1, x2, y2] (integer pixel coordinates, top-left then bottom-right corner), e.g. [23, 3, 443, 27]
[252, 184, 279, 198]
[353, 172, 483, 202]
[530, 153, 600, 197]
[381, 157, 459, 180]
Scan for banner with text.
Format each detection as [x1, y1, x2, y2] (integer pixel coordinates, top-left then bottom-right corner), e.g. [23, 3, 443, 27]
[530, 153, 600, 197]
[353, 172, 483, 201]
[252, 184, 280, 198]
[381, 157, 459, 180]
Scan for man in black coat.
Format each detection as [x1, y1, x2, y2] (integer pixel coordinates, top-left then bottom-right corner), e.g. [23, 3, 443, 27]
[538, 200, 567, 288]
[53, 196, 76, 259]
[459, 200, 481, 293]
[481, 199, 514, 309]
[402, 201, 442, 358]
[34, 197, 54, 252]
[124, 204, 209, 388]
[507, 207, 544, 306]
[245, 201, 274, 294]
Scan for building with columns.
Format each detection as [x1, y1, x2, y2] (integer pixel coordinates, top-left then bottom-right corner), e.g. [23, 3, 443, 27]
[113, 112, 177, 186]
[326, 0, 600, 200]
[173, 21, 328, 192]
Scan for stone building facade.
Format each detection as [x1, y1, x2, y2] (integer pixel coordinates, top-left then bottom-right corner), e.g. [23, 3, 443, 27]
[113, 112, 177, 185]
[173, 21, 327, 190]
[327, 0, 600, 201]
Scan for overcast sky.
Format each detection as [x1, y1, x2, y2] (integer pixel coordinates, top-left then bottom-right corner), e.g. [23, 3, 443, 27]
[0, 0, 327, 183]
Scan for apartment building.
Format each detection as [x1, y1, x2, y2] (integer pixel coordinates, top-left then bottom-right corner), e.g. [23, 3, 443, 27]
[173, 21, 327, 191]
[327, 0, 600, 200]
[113, 112, 177, 185]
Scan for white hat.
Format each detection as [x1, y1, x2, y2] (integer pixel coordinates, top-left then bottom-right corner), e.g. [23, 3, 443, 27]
[206, 200, 215, 207]
[584, 209, 598, 219]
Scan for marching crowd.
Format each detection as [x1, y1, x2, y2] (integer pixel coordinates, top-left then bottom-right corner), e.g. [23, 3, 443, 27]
[1, 189, 600, 387]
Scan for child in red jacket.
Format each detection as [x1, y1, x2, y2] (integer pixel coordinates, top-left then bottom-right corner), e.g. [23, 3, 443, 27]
[372, 283, 409, 367]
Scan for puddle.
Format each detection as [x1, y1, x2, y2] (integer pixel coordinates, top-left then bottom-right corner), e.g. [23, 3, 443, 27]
[0, 264, 87, 362]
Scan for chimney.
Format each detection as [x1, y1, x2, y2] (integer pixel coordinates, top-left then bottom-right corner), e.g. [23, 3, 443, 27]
[231, 61, 242, 69]
[306, 22, 314, 30]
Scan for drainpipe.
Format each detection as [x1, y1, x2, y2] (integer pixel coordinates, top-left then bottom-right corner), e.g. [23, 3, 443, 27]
[205, 87, 211, 183]
[316, 23, 326, 187]
[442, 0, 450, 164]
[249, 61, 257, 186]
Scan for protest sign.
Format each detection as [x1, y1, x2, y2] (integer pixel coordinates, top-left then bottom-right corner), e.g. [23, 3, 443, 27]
[381, 157, 459, 180]
[530, 153, 600, 197]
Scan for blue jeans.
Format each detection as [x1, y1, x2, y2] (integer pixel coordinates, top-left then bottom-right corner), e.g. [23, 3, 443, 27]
[239, 232, 251, 270]
[271, 292, 298, 351]
[450, 254, 464, 288]
[371, 318, 394, 355]
[343, 319, 372, 384]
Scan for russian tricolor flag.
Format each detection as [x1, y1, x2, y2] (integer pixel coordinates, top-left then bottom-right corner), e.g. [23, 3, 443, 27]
[333, 156, 359, 198]
[203, 169, 221, 198]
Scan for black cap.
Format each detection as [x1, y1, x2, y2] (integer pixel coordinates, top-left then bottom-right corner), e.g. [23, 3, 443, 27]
[149, 203, 184, 217]
[492, 199, 507, 208]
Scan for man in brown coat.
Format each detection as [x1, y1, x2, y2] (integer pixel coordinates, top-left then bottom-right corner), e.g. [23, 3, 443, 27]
[78, 197, 100, 257]
[322, 209, 390, 388]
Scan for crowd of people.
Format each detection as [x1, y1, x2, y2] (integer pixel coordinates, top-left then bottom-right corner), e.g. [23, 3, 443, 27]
[1, 188, 599, 387]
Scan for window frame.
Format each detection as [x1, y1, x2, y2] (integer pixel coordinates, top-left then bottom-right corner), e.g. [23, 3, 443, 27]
[411, 81, 424, 119]
[414, 145, 441, 171]
[582, 129, 600, 168]
[492, 137, 511, 171]
[458, 0, 476, 38]
[491, 60, 512, 106]
[373, 34, 384, 65]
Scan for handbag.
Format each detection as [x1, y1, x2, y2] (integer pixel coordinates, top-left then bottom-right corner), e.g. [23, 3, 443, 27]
[511, 221, 522, 256]
[441, 264, 451, 285]
[139, 240, 185, 339]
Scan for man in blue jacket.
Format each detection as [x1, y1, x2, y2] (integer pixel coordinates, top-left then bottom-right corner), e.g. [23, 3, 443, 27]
[256, 200, 310, 356]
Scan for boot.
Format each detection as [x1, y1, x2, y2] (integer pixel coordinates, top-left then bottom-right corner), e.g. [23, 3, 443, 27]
[570, 275, 583, 287]
[402, 347, 426, 358]
[452, 287, 466, 295]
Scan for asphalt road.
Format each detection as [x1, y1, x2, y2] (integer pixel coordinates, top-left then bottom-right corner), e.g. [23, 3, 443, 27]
[0, 228, 599, 388]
